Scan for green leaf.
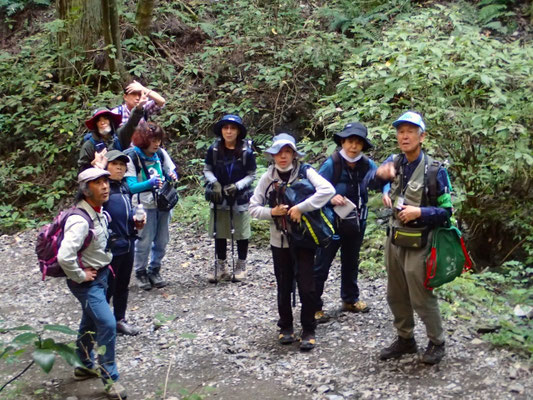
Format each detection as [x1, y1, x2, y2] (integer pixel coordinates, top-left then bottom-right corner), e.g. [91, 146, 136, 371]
[54, 343, 83, 367]
[97, 345, 106, 356]
[32, 348, 55, 373]
[12, 332, 39, 345]
[43, 324, 78, 335]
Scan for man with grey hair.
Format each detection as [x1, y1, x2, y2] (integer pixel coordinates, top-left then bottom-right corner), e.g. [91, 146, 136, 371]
[58, 168, 128, 399]
[375, 111, 453, 365]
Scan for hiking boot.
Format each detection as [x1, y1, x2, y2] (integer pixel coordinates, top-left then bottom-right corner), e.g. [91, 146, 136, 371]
[105, 381, 128, 399]
[136, 272, 152, 291]
[315, 310, 330, 324]
[422, 341, 445, 365]
[74, 366, 99, 381]
[299, 331, 316, 351]
[278, 328, 295, 345]
[342, 300, 370, 313]
[379, 336, 417, 360]
[208, 259, 230, 283]
[148, 270, 167, 289]
[116, 320, 140, 336]
[232, 259, 246, 282]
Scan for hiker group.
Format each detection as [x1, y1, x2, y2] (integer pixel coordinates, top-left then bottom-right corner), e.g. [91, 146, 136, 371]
[41, 79, 455, 399]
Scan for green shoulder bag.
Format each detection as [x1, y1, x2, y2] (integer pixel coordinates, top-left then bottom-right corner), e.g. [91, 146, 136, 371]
[424, 226, 472, 290]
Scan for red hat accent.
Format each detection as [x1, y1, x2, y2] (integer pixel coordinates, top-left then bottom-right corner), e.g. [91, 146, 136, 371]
[85, 108, 122, 131]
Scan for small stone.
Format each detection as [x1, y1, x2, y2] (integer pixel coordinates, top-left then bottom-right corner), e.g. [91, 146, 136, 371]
[471, 338, 483, 345]
[509, 383, 524, 394]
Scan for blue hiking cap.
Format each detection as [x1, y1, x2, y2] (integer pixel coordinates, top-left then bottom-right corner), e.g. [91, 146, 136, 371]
[334, 122, 373, 151]
[392, 111, 426, 132]
[264, 133, 305, 160]
[213, 114, 247, 139]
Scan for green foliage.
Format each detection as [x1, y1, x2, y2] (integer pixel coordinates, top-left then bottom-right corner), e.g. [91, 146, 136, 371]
[0, 0, 50, 17]
[0, 322, 82, 390]
[172, 192, 210, 231]
[316, 2, 533, 263]
[476, 0, 517, 33]
[436, 260, 533, 359]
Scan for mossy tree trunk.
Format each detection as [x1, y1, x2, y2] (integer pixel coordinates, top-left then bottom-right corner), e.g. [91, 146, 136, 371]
[136, 0, 155, 36]
[101, 0, 127, 86]
[57, 0, 102, 83]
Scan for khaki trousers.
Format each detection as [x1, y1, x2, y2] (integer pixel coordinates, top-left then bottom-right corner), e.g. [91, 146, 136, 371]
[384, 231, 445, 344]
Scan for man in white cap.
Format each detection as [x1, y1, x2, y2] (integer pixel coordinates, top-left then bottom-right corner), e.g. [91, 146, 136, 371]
[57, 168, 128, 399]
[375, 111, 453, 365]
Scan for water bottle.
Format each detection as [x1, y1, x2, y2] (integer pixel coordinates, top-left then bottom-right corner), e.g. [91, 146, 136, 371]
[134, 204, 146, 222]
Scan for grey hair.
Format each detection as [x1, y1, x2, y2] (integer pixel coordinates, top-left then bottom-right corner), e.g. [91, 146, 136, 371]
[74, 182, 92, 202]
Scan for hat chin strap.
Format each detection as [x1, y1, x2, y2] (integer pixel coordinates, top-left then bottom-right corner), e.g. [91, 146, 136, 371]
[340, 149, 362, 163]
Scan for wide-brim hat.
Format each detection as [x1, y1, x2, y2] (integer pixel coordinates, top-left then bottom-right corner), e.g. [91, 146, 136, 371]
[264, 133, 305, 160]
[392, 111, 426, 132]
[78, 168, 111, 183]
[213, 114, 247, 140]
[105, 150, 130, 164]
[333, 122, 373, 151]
[85, 108, 122, 132]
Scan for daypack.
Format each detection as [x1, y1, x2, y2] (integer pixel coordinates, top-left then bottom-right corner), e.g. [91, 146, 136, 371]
[268, 164, 336, 249]
[35, 207, 94, 281]
[424, 225, 472, 290]
[82, 132, 123, 152]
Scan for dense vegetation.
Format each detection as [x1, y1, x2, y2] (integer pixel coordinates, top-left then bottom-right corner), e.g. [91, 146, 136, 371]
[0, 0, 531, 359]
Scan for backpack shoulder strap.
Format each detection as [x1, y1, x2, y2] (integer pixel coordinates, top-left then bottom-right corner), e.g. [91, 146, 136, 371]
[64, 207, 94, 250]
[426, 158, 442, 207]
[124, 148, 141, 174]
[241, 139, 253, 168]
[393, 154, 403, 171]
[331, 151, 342, 187]
[298, 163, 312, 179]
[212, 138, 222, 165]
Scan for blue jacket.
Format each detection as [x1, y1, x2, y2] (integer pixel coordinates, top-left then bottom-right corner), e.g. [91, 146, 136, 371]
[318, 153, 379, 223]
[104, 179, 137, 256]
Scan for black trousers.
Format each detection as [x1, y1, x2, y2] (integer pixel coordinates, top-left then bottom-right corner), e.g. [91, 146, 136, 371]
[271, 245, 318, 334]
[215, 238, 248, 260]
[106, 250, 134, 322]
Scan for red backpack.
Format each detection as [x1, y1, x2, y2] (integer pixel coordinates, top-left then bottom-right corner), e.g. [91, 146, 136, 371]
[35, 207, 94, 281]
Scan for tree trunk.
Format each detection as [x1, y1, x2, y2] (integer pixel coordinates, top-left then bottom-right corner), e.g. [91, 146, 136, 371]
[101, 0, 126, 86]
[57, 0, 102, 82]
[136, 0, 155, 36]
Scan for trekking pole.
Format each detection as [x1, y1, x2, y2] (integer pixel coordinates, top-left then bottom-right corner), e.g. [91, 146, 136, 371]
[280, 214, 297, 308]
[213, 203, 218, 284]
[228, 195, 236, 281]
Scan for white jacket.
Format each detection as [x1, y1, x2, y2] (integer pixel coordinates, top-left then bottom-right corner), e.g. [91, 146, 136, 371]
[249, 162, 335, 248]
[57, 200, 113, 283]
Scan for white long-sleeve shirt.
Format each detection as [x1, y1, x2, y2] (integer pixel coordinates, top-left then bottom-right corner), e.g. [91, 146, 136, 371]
[57, 200, 112, 283]
[249, 162, 335, 248]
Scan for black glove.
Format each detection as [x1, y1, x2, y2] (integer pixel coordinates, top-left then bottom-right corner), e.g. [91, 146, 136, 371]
[223, 183, 238, 198]
[211, 181, 222, 203]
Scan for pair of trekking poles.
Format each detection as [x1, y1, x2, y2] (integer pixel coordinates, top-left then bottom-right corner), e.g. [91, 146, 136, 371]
[212, 194, 236, 283]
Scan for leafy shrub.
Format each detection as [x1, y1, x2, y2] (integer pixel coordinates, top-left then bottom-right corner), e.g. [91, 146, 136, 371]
[316, 3, 533, 265]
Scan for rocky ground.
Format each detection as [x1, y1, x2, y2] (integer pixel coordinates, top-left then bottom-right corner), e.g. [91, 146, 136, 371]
[0, 223, 531, 400]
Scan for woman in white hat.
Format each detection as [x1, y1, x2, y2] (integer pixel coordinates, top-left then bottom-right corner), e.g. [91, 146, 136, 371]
[249, 133, 334, 351]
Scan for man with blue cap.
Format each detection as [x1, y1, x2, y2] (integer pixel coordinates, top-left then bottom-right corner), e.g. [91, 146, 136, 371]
[375, 111, 453, 365]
